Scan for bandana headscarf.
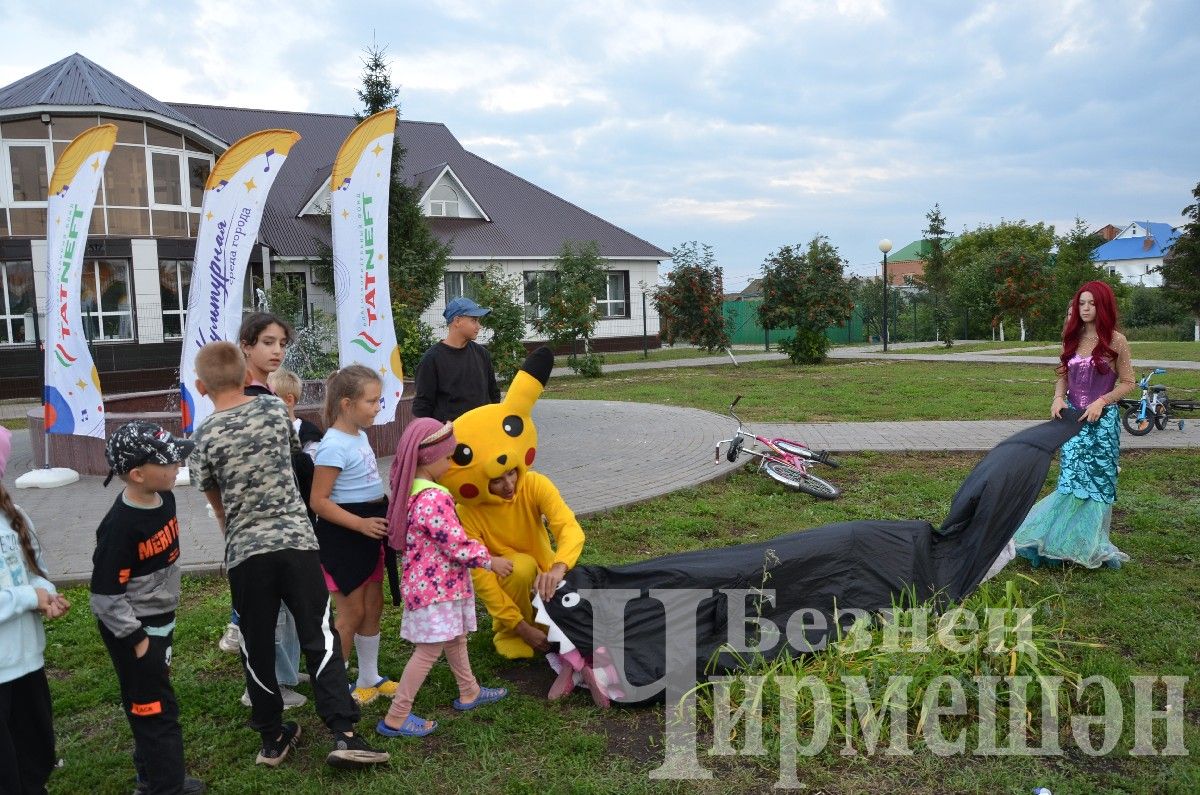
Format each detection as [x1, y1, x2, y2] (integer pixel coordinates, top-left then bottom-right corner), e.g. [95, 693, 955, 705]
[386, 418, 456, 550]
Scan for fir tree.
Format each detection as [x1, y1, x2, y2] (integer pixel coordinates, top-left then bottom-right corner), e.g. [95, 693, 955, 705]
[921, 203, 953, 346]
[1160, 180, 1200, 340]
[312, 43, 451, 347]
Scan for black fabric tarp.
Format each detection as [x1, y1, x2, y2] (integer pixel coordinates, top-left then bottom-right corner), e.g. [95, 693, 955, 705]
[543, 412, 1085, 699]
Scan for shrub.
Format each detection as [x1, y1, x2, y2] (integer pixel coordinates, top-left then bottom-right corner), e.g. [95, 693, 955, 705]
[1123, 323, 1194, 342]
[777, 329, 830, 364]
[472, 265, 527, 385]
[391, 302, 436, 380]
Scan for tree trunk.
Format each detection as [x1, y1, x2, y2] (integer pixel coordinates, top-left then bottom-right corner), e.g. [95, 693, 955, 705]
[1194, 318, 1199, 342]
[1019, 316, 1026, 342]
[999, 321, 1006, 342]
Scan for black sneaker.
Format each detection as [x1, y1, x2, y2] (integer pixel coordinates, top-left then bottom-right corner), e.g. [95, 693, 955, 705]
[132, 775, 207, 794]
[256, 722, 301, 767]
[326, 732, 391, 769]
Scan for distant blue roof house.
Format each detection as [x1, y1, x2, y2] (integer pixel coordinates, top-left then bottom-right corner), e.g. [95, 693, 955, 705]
[1091, 221, 1180, 287]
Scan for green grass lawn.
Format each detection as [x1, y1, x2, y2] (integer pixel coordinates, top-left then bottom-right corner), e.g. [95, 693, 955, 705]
[997, 341, 1200, 362]
[41, 449, 1200, 793]
[545, 359, 1200, 422]
[891, 340, 1057, 354]
[556, 346, 733, 367]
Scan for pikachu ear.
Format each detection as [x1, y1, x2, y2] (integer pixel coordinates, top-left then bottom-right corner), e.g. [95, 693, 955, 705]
[503, 346, 553, 416]
[522, 346, 554, 386]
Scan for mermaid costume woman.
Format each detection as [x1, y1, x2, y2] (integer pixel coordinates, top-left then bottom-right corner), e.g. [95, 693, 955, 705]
[1013, 352, 1130, 569]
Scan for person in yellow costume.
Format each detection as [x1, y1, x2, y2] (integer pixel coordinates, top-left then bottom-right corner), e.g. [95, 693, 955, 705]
[439, 347, 586, 659]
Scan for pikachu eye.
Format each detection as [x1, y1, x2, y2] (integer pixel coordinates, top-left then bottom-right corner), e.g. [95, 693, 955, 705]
[502, 415, 524, 438]
[560, 592, 580, 608]
[453, 444, 473, 466]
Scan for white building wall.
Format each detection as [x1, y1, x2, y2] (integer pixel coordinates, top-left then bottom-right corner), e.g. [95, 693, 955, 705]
[431, 258, 661, 343]
[273, 256, 663, 347]
[1096, 256, 1163, 287]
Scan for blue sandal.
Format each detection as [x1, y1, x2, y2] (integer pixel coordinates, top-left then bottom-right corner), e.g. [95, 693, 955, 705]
[376, 714, 436, 737]
[453, 686, 508, 711]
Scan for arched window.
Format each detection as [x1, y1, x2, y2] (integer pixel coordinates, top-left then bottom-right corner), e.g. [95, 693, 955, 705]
[429, 184, 459, 217]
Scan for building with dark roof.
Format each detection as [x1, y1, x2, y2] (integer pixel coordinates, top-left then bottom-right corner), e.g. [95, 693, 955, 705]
[0, 54, 668, 398]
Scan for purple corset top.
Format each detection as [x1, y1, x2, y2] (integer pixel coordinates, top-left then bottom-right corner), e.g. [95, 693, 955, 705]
[1067, 353, 1116, 409]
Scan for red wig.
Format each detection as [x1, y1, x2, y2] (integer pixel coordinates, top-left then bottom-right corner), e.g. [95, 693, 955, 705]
[1059, 280, 1118, 375]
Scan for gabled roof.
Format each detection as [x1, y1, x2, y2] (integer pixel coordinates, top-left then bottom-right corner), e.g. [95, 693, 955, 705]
[739, 278, 764, 299]
[0, 53, 199, 128]
[1091, 221, 1179, 262]
[887, 237, 957, 262]
[415, 163, 490, 221]
[170, 103, 668, 261]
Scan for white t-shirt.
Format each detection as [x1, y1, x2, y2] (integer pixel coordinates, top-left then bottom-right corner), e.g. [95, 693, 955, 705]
[314, 427, 385, 504]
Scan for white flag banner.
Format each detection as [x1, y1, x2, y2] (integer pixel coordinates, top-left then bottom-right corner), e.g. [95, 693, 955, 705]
[330, 109, 404, 423]
[42, 124, 116, 439]
[180, 129, 300, 433]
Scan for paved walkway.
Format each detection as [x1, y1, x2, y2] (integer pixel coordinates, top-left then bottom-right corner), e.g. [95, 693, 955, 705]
[5, 340, 1198, 584]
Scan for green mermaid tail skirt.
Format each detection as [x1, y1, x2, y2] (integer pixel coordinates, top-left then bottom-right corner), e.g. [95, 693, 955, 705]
[1013, 404, 1130, 569]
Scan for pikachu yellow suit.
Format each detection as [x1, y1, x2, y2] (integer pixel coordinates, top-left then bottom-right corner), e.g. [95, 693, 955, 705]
[440, 347, 585, 658]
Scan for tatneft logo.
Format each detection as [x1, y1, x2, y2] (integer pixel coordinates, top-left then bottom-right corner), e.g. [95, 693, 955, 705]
[351, 192, 382, 351]
[54, 204, 86, 367]
[558, 589, 1189, 784]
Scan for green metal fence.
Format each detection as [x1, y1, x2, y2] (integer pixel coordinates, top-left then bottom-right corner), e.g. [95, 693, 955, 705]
[722, 300, 864, 347]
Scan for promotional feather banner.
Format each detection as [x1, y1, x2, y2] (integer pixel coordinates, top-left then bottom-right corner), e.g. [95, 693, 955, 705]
[330, 109, 404, 423]
[42, 124, 117, 439]
[179, 129, 301, 432]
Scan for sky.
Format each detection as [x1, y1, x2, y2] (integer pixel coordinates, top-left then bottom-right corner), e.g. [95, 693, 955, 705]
[2, 0, 1198, 290]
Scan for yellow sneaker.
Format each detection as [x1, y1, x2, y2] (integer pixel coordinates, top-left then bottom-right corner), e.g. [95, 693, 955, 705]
[350, 685, 379, 706]
[373, 678, 399, 698]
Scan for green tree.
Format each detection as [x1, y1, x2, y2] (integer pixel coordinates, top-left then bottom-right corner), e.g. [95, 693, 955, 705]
[1125, 284, 1188, 328]
[472, 265, 528, 384]
[946, 220, 1056, 339]
[311, 44, 452, 355]
[531, 241, 608, 376]
[850, 274, 902, 344]
[653, 241, 731, 352]
[920, 203, 953, 346]
[390, 301, 436, 380]
[991, 247, 1050, 341]
[758, 235, 854, 363]
[1160, 180, 1200, 341]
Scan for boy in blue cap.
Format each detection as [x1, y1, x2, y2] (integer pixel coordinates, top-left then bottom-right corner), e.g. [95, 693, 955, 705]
[412, 296, 501, 422]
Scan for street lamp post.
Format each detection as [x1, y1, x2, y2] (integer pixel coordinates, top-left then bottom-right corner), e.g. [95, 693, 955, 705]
[878, 239, 892, 351]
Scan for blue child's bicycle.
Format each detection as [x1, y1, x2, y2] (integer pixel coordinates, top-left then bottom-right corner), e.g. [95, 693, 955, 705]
[1120, 368, 1198, 435]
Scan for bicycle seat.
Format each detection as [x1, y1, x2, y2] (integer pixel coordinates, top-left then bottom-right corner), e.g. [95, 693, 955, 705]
[1150, 385, 1167, 393]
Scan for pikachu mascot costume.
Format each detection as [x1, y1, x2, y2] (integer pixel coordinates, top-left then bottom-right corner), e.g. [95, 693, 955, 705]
[440, 347, 585, 659]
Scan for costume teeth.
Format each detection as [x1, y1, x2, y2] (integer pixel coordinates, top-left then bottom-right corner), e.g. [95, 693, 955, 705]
[532, 594, 576, 653]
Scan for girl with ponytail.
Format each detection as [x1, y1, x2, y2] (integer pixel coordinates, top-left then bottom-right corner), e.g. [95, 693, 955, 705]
[0, 427, 71, 792]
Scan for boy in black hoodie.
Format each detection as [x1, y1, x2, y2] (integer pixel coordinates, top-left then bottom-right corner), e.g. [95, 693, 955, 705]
[91, 421, 205, 795]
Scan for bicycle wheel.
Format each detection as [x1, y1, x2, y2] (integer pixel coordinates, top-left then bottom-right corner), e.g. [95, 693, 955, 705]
[1154, 402, 1169, 431]
[763, 460, 841, 499]
[1123, 406, 1154, 436]
[774, 440, 839, 468]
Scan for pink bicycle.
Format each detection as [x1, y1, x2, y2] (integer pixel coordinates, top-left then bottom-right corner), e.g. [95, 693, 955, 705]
[714, 395, 841, 499]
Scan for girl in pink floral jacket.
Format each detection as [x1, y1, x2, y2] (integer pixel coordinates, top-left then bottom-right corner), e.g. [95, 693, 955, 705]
[377, 418, 512, 738]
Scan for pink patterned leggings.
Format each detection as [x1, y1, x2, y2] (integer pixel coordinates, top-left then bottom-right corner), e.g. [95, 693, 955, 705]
[385, 634, 478, 725]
